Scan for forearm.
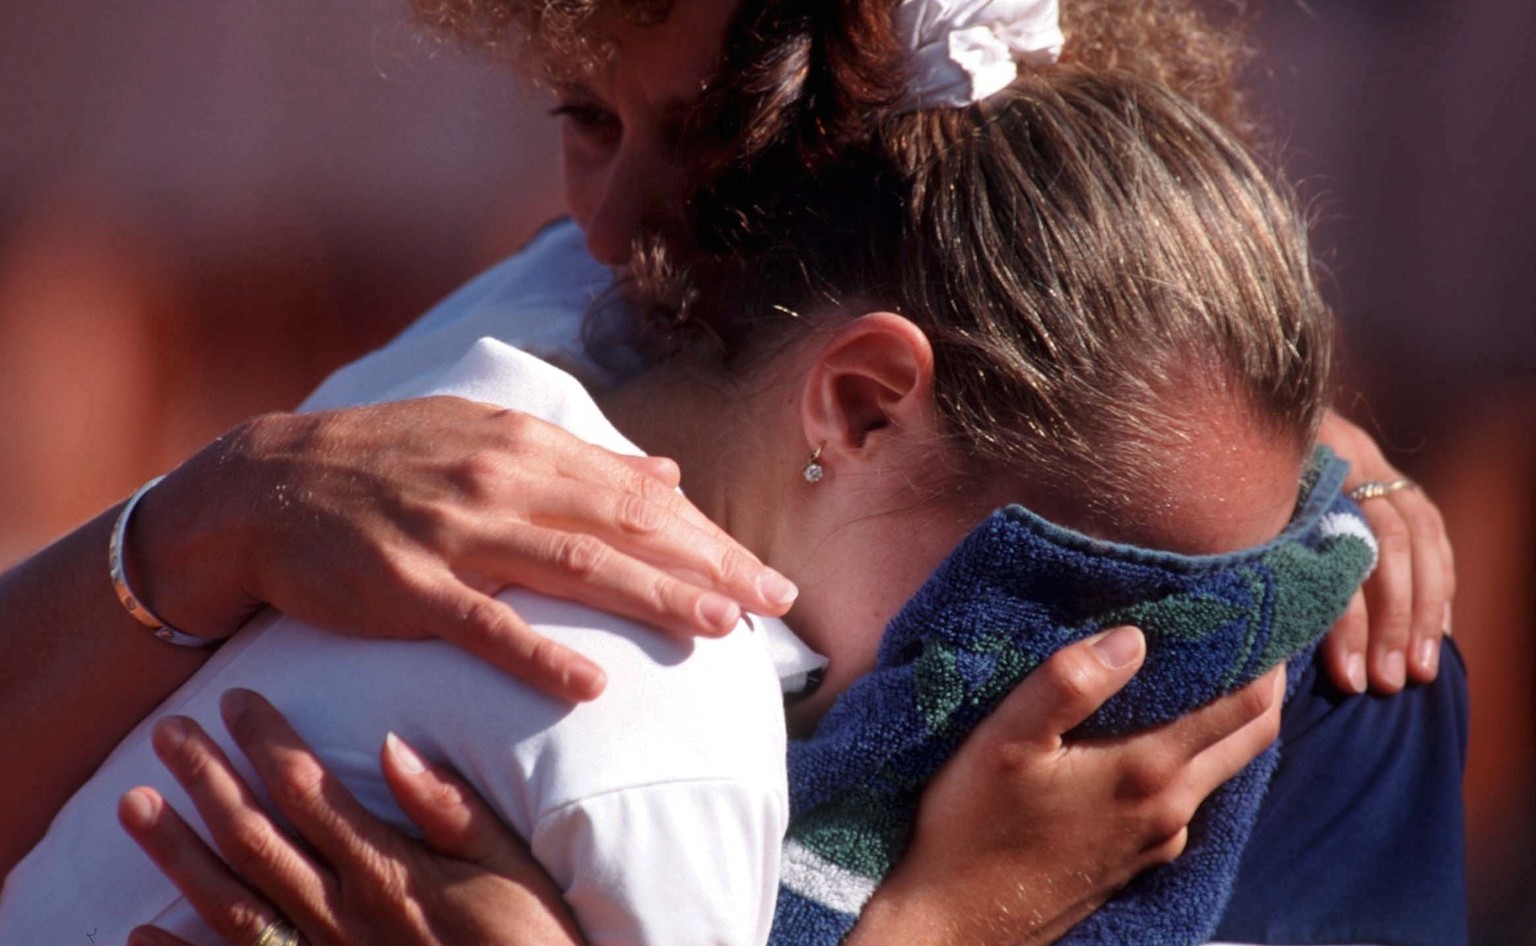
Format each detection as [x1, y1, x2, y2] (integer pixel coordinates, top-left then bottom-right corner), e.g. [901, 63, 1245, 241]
[846, 866, 1093, 946]
[0, 505, 211, 873]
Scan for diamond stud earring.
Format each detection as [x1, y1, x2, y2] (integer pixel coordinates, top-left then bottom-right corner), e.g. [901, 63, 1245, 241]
[803, 444, 826, 484]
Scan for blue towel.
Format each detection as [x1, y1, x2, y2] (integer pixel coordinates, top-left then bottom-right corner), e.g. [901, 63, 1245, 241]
[772, 448, 1377, 945]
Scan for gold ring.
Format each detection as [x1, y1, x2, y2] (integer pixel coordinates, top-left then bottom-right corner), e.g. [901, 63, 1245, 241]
[1348, 478, 1416, 503]
[253, 918, 304, 946]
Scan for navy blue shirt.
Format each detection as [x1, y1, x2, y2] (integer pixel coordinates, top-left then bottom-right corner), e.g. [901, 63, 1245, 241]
[1215, 641, 1470, 945]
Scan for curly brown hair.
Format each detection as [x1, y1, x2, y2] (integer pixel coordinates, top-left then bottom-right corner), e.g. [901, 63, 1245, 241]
[407, 0, 1258, 142]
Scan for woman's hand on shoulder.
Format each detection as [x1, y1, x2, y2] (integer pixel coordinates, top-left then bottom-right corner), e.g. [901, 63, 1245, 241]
[1317, 408, 1454, 695]
[851, 627, 1284, 946]
[120, 689, 583, 946]
[135, 396, 798, 701]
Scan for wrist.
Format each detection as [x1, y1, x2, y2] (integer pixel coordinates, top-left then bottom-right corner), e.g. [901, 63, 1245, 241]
[130, 421, 272, 638]
[853, 853, 1105, 946]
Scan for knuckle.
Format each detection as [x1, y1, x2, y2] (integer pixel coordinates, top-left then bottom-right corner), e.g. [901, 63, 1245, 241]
[405, 501, 460, 550]
[1372, 517, 1411, 557]
[222, 809, 286, 877]
[1119, 755, 1174, 801]
[268, 754, 328, 816]
[1374, 596, 1415, 636]
[643, 572, 681, 617]
[1145, 827, 1190, 866]
[1042, 648, 1099, 708]
[448, 451, 507, 502]
[553, 534, 607, 579]
[1253, 697, 1283, 744]
[451, 594, 508, 644]
[635, 468, 675, 502]
[519, 633, 571, 683]
[498, 409, 538, 443]
[1400, 501, 1441, 543]
[711, 545, 756, 588]
[347, 852, 413, 910]
[616, 490, 665, 535]
[1146, 793, 1197, 843]
[1235, 676, 1276, 723]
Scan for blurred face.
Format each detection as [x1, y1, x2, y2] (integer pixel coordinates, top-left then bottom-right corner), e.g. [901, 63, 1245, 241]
[551, 0, 742, 265]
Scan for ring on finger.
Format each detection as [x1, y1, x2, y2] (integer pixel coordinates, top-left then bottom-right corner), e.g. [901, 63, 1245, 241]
[1348, 478, 1416, 503]
[253, 918, 305, 946]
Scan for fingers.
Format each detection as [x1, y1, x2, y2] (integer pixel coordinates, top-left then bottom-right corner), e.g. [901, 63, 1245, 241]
[1358, 492, 1413, 692]
[473, 474, 798, 621]
[1395, 489, 1449, 683]
[407, 566, 608, 702]
[217, 689, 404, 883]
[377, 731, 586, 944]
[1182, 668, 1286, 794]
[381, 731, 532, 875]
[615, 453, 682, 488]
[984, 626, 1147, 749]
[1319, 408, 1456, 693]
[128, 926, 201, 946]
[1320, 590, 1370, 694]
[1150, 665, 1284, 764]
[493, 413, 798, 616]
[144, 713, 337, 937]
[1088, 668, 1284, 860]
[476, 524, 760, 637]
[118, 787, 285, 946]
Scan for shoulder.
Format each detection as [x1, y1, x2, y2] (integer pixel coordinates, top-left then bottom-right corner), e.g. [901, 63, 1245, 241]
[300, 219, 622, 410]
[500, 592, 790, 799]
[396, 218, 610, 342]
[1216, 641, 1469, 946]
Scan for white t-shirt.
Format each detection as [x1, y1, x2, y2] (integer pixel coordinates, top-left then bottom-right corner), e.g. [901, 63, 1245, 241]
[0, 226, 826, 946]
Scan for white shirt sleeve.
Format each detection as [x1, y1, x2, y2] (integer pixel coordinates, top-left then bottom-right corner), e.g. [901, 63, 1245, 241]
[533, 779, 786, 946]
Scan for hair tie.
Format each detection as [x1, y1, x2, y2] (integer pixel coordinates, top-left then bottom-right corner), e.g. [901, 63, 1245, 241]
[895, 0, 1064, 110]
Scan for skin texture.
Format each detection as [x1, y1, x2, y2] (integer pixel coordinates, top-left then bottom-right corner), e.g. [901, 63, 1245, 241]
[1316, 411, 1454, 693]
[119, 640, 1286, 946]
[554, 0, 742, 264]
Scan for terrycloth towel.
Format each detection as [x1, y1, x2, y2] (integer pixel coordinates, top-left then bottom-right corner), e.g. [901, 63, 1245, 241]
[771, 448, 1377, 945]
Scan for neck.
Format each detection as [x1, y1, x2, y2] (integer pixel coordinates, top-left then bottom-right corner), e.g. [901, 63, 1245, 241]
[600, 358, 994, 731]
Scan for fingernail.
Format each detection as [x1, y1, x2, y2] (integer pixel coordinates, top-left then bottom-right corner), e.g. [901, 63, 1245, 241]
[1442, 601, 1454, 637]
[1417, 638, 1441, 677]
[1383, 650, 1407, 689]
[697, 592, 741, 632]
[1091, 626, 1143, 668]
[220, 687, 257, 723]
[152, 716, 190, 752]
[757, 571, 799, 607]
[384, 732, 426, 774]
[119, 788, 158, 829]
[1345, 653, 1368, 694]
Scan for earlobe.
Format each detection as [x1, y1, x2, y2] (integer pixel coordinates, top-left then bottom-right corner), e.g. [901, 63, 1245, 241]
[799, 312, 938, 467]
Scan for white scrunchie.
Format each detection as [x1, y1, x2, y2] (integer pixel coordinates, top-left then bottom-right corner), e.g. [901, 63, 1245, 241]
[895, 0, 1064, 110]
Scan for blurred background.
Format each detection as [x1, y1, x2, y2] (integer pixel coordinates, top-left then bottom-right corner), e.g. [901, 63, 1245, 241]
[0, 1, 1530, 940]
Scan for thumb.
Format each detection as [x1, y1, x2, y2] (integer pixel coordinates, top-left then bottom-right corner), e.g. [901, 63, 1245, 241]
[994, 626, 1146, 749]
[380, 732, 526, 869]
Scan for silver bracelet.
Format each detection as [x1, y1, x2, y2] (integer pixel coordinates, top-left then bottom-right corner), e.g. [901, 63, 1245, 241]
[108, 475, 217, 648]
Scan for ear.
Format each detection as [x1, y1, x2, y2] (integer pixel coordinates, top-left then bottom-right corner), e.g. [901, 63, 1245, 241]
[799, 312, 938, 472]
